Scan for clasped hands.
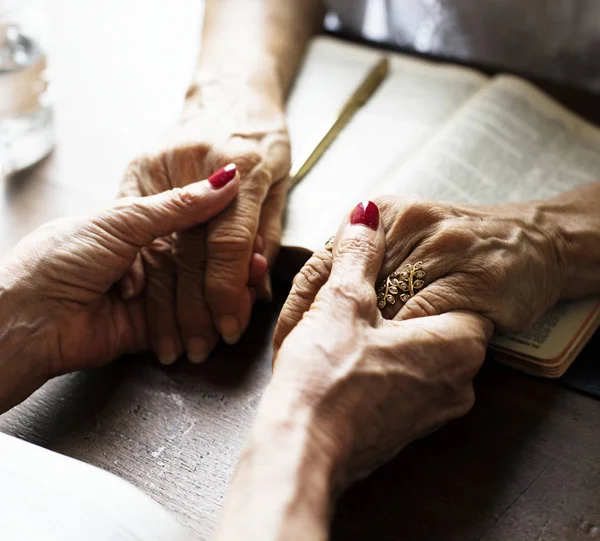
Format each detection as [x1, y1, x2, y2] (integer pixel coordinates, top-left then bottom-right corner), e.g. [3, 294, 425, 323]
[0, 89, 571, 521]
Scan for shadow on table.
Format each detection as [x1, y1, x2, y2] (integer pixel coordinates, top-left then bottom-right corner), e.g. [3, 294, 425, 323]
[0, 282, 566, 540]
[0, 291, 276, 449]
[0, 360, 131, 449]
[331, 362, 561, 541]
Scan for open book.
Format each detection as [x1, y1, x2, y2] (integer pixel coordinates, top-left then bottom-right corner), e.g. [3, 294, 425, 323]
[283, 37, 600, 378]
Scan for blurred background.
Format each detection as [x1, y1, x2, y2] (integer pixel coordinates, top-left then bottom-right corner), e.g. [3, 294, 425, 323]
[1, 0, 205, 251]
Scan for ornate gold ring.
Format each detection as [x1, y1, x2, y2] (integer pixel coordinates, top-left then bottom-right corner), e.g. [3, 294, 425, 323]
[377, 261, 426, 310]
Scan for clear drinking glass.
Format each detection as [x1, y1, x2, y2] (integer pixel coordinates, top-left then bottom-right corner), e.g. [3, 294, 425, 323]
[0, 0, 53, 175]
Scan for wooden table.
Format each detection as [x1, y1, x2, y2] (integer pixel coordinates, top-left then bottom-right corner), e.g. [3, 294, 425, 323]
[2, 2, 600, 540]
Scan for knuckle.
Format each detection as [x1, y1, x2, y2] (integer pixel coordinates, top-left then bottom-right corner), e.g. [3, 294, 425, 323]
[293, 252, 332, 291]
[403, 289, 446, 319]
[141, 238, 173, 268]
[323, 279, 374, 314]
[372, 194, 402, 213]
[267, 139, 292, 179]
[164, 186, 199, 212]
[398, 200, 445, 231]
[227, 151, 263, 177]
[207, 222, 254, 261]
[127, 153, 171, 191]
[337, 234, 379, 260]
[429, 224, 475, 253]
[239, 176, 270, 206]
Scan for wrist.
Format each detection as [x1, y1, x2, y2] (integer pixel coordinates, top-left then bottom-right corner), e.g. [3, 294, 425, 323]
[506, 199, 569, 310]
[186, 58, 285, 112]
[0, 279, 50, 413]
[538, 185, 600, 299]
[216, 383, 340, 541]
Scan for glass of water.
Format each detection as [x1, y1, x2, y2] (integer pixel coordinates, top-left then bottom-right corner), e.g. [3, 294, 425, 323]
[0, 0, 53, 175]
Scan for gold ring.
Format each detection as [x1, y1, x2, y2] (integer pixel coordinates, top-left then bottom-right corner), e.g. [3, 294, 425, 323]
[377, 261, 426, 310]
[325, 236, 335, 252]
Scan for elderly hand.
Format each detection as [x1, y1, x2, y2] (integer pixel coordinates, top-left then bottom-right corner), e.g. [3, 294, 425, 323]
[275, 195, 567, 352]
[0, 174, 239, 412]
[215, 201, 492, 541]
[120, 82, 291, 364]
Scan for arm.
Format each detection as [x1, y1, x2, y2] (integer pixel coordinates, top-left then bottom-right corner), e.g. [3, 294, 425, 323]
[215, 201, 492, 540]
[189, 0, 326, 107]
[214, 389, 335, 541]
[546, 183, 600, 299]
[0, 286, 49, 413]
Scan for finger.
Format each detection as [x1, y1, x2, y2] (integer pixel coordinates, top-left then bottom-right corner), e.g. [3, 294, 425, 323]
[394, 273, 477, 322]
[172, 226, 218, 364]
[248, 253, 268, 287]
[380, 226, 476, 320]
[100, 168, 240, 252]
[249, 233, 270, 299]
[142, 237, 182, 365]
[320, 202, 385, 321]
[380, 311, 494, 384]
[118, 253, 145, 300]
[258, 179, 288, 264]
[395, 310, 493, 341]
[272, 248, 332, 360]
[388, 310, 494, 360]
[253, 234, 265, 255]
[205, 165, 271, 344]
[256, 178, 289, 302]
[375, 196, 446, 280]
[166, 165, 240, 362]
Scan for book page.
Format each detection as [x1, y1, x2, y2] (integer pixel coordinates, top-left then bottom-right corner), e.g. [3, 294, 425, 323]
[493, 299, 600, 364]
[373, 75, 600, 201]
[372, 75, 600, 362]
[283, 36, 487, 253]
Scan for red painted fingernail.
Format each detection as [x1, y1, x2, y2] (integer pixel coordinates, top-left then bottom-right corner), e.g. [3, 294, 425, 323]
[350, 201, 379, 230]
[208, 163, 236, 188]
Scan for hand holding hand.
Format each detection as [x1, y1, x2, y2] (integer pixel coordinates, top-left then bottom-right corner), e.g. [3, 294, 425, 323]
[275, 196, 565, 353]
[0, 173, 239, 411]
[216, 202, 492, 541]
[269, 201, 493, 483]
[120, 82, 291, 363]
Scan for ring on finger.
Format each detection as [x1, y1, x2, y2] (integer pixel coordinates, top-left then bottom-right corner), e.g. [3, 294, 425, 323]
[325, 236, 335, 252]
[377, 261, 426, 310]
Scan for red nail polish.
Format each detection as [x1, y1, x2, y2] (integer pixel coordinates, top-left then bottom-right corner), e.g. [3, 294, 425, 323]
[350, 201, 379, 230]
[208, 163, 236, 188]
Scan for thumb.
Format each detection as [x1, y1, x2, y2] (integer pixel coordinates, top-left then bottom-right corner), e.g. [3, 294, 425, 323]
[100, 166, 239, 247]
[330, 201, 385, 288]
[317, 201, 385, 321]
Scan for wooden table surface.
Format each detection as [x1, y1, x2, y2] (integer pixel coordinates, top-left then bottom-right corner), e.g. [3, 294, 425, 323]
[2, 2, 600, 540]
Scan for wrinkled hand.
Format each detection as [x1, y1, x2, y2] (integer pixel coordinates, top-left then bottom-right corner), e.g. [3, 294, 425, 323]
[275, 196, 565, 352]
[120, 83, 291, 363]
[0, 176, 239, 393]
[267, 201, 493, 486]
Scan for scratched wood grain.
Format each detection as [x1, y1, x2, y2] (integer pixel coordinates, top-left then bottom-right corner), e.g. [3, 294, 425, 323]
[2, 1, 600, 540]
[1, 291, 600, 541]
